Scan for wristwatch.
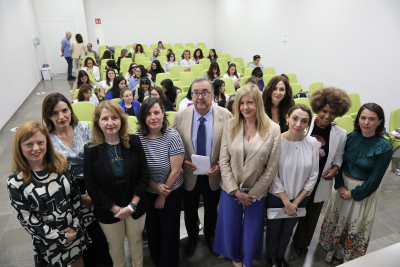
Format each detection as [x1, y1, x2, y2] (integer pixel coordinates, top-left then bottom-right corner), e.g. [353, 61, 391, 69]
[332, 166, 340, 173]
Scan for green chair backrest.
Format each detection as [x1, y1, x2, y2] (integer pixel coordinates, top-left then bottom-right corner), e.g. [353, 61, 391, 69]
[170, 65, 184, 81]
[199, 58, 211, 70]
[136, 57, 150, 65]
[176, 93, 186, 111]
[246, 61, 253, 68]
[71, 102, 95, 121]
[286, 73, 298, 84]
[114, 49, 121, 62]
[83, 54, 97, 65]
[220, 78, 236, 95]
[99, 45, 107, 50]
[143, 96, 149, 102]
[85, 70, 99, 87]
[143, 61, 152, 69]
[126, 45, 133, 50]
[263, 74, 275, 85]
[166, 111, 177, 126]
[134, 53, 146, 62]
[81, 121, 93, 128]
[390, 108, 400, 132]
[111, 98, 121, 103]
[216, 51, 221, 57]
[291, 83, 302, 96]
[120, 62, 131, 77]
[113, 45, 122, 49]
[203, 48, 211, 57]
[244, 68, 255, 77]
[174, 43, 184, 49]
[190, 64, 204, 78]
[309, 82, 324, 96]
[233, 57, 245, 68]
[346, 93, 362, 119]
[218, 63, 227, 76]
[197, 42, 206, 47]
[173, 81, 183, 89]
[263, 67, 276, 76]
[294, 98, 311, 110]
[105, 86, 113, 94]
[120, 58, 132, 65]
[164, 43, 171, 49]
[232, 61, 244, 76]
[175, 49, 184, 58]
[186, 43, 195, 48]
[151, 44, 158, 49]
[221, 54, 232, 62]
[155, 73, 172, 86]
[240, 76, 250, 87]
[180, 72, 195, 92]
[141, 44, 148, 49]
[157, 56, 167, 67]
[335, 115, 354, 134]
[127, 116, 138, 133]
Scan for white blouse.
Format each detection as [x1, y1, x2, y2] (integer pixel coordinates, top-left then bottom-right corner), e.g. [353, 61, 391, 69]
[178, 97, 193, 110]
[82, 66, 100, 82]
[124, 72, 132, 83]
[269, 135, 319, 200]
[223, 73, 241, 83]
[99, 80, 113, 90]
[73, 94, 99, 107]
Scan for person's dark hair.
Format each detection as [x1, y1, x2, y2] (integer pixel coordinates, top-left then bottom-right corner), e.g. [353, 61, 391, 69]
[106, 60, 118, 71]
[151, 60, 165, 74]
[226, 63, 239, 78]
[246, 76, 258, 86]
[183, 50, 191, 57]
[253, 55, 261, 61]
[83, 57, 97, 67]
[166, 52, 175, 61]
[208, 49, 218, 60]
[87, 43, 92, 47]
[213, 79, 225, 103]
[310, 86, 351, 117]
[139, 78, 152, 94]
[160, 79, 178, 103]
[110, 76, 126, 99]
[157, 41, 165, 49]
[262, 76, 295, 119]
[137, 98, 169, 136]
[100, 50, 113, 61]
[135, 65, 148, 79]
[281, 74, 289, 81]
[135, 44, 144, 53]
[185, 85, 193, 101]
[354, 103, 385, 135]
[77, 70, 90, 88]
[42, 93, 78, 132]
[151, 86, 167, 102]
[128, 63, 137, 76]
[252, 67, 263, 78]
[106, 68, 116, 86]
[75, 34, 83, 43]
[193, 48, 204, 60]
[207, 62, 220, 81]
[167, 48, 173, 55]
[77, 84, 92, 102]
[225, 94, 236, 113]
[286, 104, 313, 135]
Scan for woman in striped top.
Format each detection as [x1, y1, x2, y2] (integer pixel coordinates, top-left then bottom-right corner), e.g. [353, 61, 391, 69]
[135, 98, 185, 267]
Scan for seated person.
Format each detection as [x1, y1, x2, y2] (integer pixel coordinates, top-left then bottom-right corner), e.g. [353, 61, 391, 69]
[98, 68, 116, 99]
[249, 55, 264, 71]
[192, 48, 205, 64]
[134, 77, 152, 103]
[106, 60, 120, 73]
[105, 76, 126, 100]
[246, 76, 258, 87]
[116, 49, 128, 68]
[225, 94, 236, 115]
[150, 86, 174, 111]
[223, 63, 241, 88]
[208, 49, 218, 63]
[150, 49, 160, 61]
[148, 60, 165, 83]
[73, 83, 99, 107]
[118, 87, 140, 117]
[163, 53, 178, 73]
[252, 67, 264, 91]
[82, 57, 100, 82]
[72, 70, 99, 99]
[213, 79, 229, 107]
[178, 86, 193, 111]
[124, 63, 137, 83]
[87, 43, 99, 62]
[180, 50, 195, 71]
[128, 65, 153, 91]
[204, 62, 221, 82]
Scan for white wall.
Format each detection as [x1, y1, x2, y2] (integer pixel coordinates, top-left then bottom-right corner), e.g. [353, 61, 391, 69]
[215, 0, 400, 127]
[0, 0, 47, 130]
[84, 0, 215, 52]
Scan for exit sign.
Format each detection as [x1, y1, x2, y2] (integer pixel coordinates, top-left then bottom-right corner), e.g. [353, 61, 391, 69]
[95, 18, 101, 24]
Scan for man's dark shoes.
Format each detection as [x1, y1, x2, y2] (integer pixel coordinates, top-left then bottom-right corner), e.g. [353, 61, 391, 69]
[67, 76, 75, 80]
[205, 235, 219, 257]
[267, 257, 280, 267]
[292, 243, 304, 257]
[279, 258, 289, 267]
[185, 238, 197, 257]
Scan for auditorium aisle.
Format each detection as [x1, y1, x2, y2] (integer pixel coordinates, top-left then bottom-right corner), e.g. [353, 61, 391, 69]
[0, 74, 399, 267]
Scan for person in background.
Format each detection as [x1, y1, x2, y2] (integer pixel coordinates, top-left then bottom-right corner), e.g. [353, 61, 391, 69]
[281, 74, 289, 81]
[160, 79, 178, 105]
[246, 76, 258, 87]
[319, 103, 392, 264]
[106, 60, 120, 74]
[42, 93, 112, 267]
[62, 31, 74, 80]
[192, 48, 204, 64]
[125, 63, 137, 83]
[100, 50, 113, 63]
[212, 79, 229, 107]
[105, 76, 126, 101]
[214, 84, 281, 267]
[87, 43, 99, 62]
[292, 87, 351, 257]
[135, 77, 153, 103]
[135, 98, 184, 266]
[178, 86, 193, 111]
[225, 94, 236, 115]
[204, 62, 221, 82]
[72, 70, 99, 99]
[180, 50, 196, 71]
[8, 120, 90, 267]
[128, 65, 153, 91]
[157, 41, 166, 55]
[150, 49, 160, 61]
[82, 57, 100, 82]
[71, 34, 86, 77]
[262, 76, 294, 133]
[74, 84, 99, 107]
[83, 101, 150, 267]
[116, 49, 128, 68]
[148, 60, 165, 83]
[252, 67, 264, 92]
[99, 68, 116, 99]
[128, 43, 137, 56]
[172, 77, 233, 258]
[207, 49, 218, 63]
[118, 88, 140, 117]
[107, 46, 116, 58]
[249, 55, 264, 71]
[166, 48, 175, 56]
[150, 86, 174, 111]
[223, 63, 241, 89]
[132, 44, 146, 62]
[163, 53, 178, 73]
[266, 104, 319, 267]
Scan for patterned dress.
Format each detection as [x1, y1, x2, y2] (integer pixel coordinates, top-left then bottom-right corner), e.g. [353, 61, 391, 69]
[7, 166, 91, 267]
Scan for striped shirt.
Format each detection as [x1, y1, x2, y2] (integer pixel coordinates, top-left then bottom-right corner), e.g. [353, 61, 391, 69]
[135, 127, 185, 194]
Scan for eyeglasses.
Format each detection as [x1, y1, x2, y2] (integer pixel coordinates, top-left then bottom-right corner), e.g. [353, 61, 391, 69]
[191, 91, 211, 98]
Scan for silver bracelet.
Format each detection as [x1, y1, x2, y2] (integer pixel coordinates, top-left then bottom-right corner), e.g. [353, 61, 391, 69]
[127, 205, 134, 214]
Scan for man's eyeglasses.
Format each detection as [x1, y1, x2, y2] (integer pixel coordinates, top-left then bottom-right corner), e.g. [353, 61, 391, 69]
[191, 91, 211, 98]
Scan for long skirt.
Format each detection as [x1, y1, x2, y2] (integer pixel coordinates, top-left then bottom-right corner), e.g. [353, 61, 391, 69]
[319, 172, 380, 263]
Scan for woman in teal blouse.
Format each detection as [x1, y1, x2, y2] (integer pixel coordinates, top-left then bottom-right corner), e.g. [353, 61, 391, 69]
[319, 103, 392, 264]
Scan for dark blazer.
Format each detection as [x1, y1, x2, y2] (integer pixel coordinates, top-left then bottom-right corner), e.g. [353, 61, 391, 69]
[83, 135, 150, 224]
[265, 108, 288, 133]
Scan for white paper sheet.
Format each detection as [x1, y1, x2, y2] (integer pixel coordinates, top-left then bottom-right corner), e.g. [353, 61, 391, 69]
[267, 207, 307, 219]
[192, 154, 211, 175]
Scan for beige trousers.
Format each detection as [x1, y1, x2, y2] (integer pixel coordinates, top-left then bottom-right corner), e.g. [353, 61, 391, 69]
[99, 215, 146, 267]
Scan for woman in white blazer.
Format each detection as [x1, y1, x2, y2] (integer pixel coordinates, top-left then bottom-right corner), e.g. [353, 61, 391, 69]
[214, 84, 281, 267]
[292, 87, 351, 256]
[81, 57, 100, 82]
[71, 33, 86, 77]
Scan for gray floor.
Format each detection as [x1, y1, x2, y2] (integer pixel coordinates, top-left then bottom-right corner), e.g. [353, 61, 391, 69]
[0, 74, 399, 266]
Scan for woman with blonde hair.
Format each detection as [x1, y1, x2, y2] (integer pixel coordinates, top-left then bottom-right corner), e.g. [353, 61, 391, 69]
[83, 101, 150, 267]
[71, 33, 87, 77]
[7, 121, 90, 267]
[213, 84, 282, 267]
[117, 49, 129, 68]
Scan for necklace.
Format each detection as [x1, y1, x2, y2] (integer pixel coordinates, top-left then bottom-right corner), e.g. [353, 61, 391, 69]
[110, 144, 123, 162]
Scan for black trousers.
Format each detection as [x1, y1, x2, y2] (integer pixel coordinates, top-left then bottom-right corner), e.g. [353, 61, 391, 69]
[146, 186, 184, 267]
[184, 175, 221, 240]
[83, 220, 113, 267]
[265, 194, 310, 258]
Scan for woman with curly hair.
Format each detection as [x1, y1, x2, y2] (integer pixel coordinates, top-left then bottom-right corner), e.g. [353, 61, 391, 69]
[262, 76, 295, 132]
[292, 86, 351, 257]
